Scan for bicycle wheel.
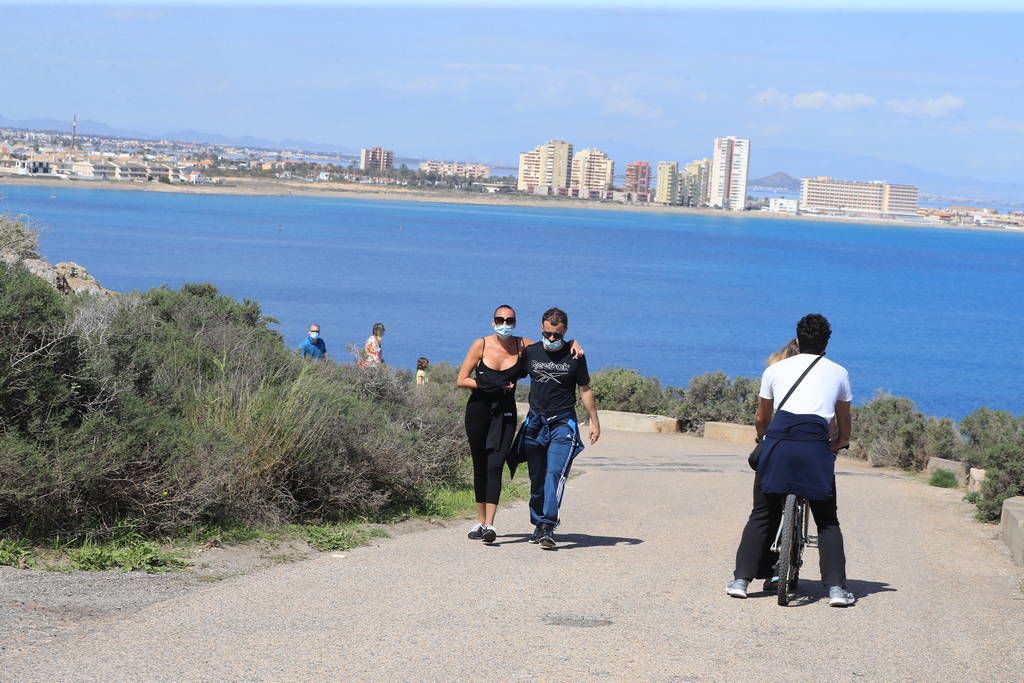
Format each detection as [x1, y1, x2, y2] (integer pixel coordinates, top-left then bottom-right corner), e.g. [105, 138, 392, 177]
[776, 494, 799, 606]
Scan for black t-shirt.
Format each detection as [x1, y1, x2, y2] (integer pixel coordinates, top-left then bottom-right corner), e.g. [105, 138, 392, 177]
[524, 341, 590, 415]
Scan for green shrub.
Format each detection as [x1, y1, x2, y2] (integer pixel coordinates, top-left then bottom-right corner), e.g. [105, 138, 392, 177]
[850, 392, 927, 469]
[299, 524, 388, 552]
[587, 367, 668, 415]
[959, 407, 1022, 468]
[0, 276, 468, 540]
[975, 439, 1024, 522]
[924, 417, 965, 462]
[928, 469, 958, 488]
[0, 214, 41, 260]
[673, 372, 759, 432]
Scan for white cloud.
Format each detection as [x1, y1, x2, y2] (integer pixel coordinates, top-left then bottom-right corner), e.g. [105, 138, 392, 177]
[886, 94, 965, 117]
[987, 117, 1024, 134]
[753, 89, 875, 111]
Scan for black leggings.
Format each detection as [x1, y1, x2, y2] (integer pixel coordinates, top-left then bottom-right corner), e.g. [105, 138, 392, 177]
[733, 469, 847, 587]
[465, 399, 505, 505]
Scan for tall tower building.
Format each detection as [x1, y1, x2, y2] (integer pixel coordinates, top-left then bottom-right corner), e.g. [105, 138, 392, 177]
[359, 147, 394, 172]
[682, 158, 711, 207]
[571, 148, 614, 199]
[517, 139, 573, 194]
[71, 113, 77, 150]
[654, 161, 680, 205]
[709, 136, 750, 211]
[624, 161, 651, 202]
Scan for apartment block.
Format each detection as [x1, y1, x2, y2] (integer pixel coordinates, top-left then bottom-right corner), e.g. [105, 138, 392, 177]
[682, 157, 711, 207]
[654, 161, 680, 205]
[418, 160, 491, 179]
[517, 139, 573, 194]
[359, 146, 394, 172]
[571, 148, 614, 199]
[709, 136, 750, 211]
[799, 176, 919, 215]
[624, 161, 651, 202]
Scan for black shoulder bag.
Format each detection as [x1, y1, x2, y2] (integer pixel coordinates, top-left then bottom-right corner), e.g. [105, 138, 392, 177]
[747, 354, 824, 471]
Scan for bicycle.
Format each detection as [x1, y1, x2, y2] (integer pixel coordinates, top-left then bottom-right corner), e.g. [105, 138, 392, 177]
[770, 493, 817, 606]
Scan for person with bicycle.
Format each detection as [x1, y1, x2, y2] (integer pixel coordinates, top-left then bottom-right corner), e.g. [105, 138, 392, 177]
[727, 314, 855, 607]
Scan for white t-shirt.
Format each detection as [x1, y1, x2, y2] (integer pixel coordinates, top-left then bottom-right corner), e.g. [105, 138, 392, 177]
[759, 353, 852, 421]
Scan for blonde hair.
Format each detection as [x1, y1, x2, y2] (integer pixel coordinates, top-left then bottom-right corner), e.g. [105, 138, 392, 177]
[766, 339, 799, 366]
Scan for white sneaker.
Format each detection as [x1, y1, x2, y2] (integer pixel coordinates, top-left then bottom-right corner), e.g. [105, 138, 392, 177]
[467, 523, 484, 540]
[726, 579, 750, 598]
[828, 586, 856, 607]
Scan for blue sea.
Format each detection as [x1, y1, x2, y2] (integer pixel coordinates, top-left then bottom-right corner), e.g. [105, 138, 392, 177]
[2, 183, 1022, 419]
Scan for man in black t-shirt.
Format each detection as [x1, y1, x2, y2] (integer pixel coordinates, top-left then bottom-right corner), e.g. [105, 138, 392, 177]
[520, 307, 601, 549]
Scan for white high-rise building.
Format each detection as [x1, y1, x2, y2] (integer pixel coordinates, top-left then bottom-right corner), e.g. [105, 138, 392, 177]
[709, 137, 750, 211]
[570, 148, 614, 199]
[654, 161, 680, 205]
[517, 139, 573, 194]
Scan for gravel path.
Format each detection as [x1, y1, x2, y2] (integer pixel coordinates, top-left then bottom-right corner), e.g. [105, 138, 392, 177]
[3, 430, 1022, 680]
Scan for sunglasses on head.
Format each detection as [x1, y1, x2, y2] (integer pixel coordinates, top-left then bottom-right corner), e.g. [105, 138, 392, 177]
[494, 316, 516, 325]
[542, 330, 564, 341]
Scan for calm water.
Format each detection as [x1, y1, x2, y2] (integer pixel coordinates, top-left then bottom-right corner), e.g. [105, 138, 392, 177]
[2, 183, 1022, 419]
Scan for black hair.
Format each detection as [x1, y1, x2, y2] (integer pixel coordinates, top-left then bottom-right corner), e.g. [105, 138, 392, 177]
[542, 307, 568, 328]
[796, 314, 831, 354]
[372, 322, 385, 335]
[493, 304, 516, 317]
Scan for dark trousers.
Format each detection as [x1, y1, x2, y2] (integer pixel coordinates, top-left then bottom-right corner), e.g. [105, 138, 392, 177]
[465, 400, 505, 505]
[733, 470, 847, 587]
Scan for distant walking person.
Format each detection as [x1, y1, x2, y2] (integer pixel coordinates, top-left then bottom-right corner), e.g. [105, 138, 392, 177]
[361, 322, 385, 367]
[298, 323, 327, 360]
[514, 307, 600, 550]
[727, 314, 855, 606]
[456, 305, 583, 544]
[416, 357, 430, 385]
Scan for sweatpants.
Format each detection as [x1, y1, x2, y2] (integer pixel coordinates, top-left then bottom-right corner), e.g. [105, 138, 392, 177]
[465, 399, 506, 504]
[522, 412, 583, 527]
[733, 469, 847, 587]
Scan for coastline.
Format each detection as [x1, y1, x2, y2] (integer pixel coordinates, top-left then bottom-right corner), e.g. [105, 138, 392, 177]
[0, 174, 1013, 234]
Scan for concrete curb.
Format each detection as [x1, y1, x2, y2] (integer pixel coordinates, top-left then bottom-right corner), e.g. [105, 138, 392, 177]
[926, 456, 968, 486]
[968, 468, 987, 494]
[702, 422, 756, 445]
[1000, 496, 1024, 566]
[514, 402, 681, 434]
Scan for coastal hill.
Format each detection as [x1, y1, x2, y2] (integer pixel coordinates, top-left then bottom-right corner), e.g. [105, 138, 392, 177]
[748, 171, 800, 191]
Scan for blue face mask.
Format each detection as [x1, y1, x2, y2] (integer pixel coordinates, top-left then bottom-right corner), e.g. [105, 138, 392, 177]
[493, 324, 514, 338]
[309, 331, 319, 340]
[542, 337, 564, 351]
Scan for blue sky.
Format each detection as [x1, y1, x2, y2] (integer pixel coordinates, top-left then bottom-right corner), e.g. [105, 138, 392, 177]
[2, 3, 1022, 189]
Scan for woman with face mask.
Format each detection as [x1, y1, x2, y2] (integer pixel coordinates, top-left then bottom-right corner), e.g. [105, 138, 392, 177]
[456, 305, 583, 544]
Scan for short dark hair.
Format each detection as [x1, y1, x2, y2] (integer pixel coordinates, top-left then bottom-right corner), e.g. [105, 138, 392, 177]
[372, 322, 385, 335]
[542, 307, 568, 328]
[796, 314, 831, 354]
[493, 304, 516, 317]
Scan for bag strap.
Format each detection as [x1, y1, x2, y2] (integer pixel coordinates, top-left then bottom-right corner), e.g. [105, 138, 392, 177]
[775, 354, 824, 412]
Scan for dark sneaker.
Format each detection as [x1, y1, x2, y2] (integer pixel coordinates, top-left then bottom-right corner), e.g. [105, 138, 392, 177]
[539, 526, 556, 549]
[762, 576, 778, 593]
[481, 525, 497, 544]
[528, 525, 543, 543]
[467, 523, 484, 540]
[726, 579, 750, 598]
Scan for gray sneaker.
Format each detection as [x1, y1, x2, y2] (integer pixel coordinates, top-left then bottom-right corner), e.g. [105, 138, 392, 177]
[726, 579, 750, 598]
[828, 586, 856, 607]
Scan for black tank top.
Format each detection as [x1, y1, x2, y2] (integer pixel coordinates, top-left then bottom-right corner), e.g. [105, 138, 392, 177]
[471, 336, 525, 400]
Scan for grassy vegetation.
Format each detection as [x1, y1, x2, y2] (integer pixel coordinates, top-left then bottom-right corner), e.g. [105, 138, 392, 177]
[928, 469, 958, 488]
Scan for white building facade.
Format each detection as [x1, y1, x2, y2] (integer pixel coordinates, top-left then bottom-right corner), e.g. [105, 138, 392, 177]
[709, 136, 750, 211]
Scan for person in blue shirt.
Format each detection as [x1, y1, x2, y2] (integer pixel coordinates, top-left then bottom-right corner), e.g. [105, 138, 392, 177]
[298, 323, 327, 360]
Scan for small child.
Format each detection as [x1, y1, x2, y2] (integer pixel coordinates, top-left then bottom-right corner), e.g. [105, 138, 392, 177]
[416, 357, 430, 385]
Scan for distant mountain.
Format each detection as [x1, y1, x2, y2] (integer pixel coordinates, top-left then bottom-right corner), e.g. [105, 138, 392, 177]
[749, 171, 800, 191]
